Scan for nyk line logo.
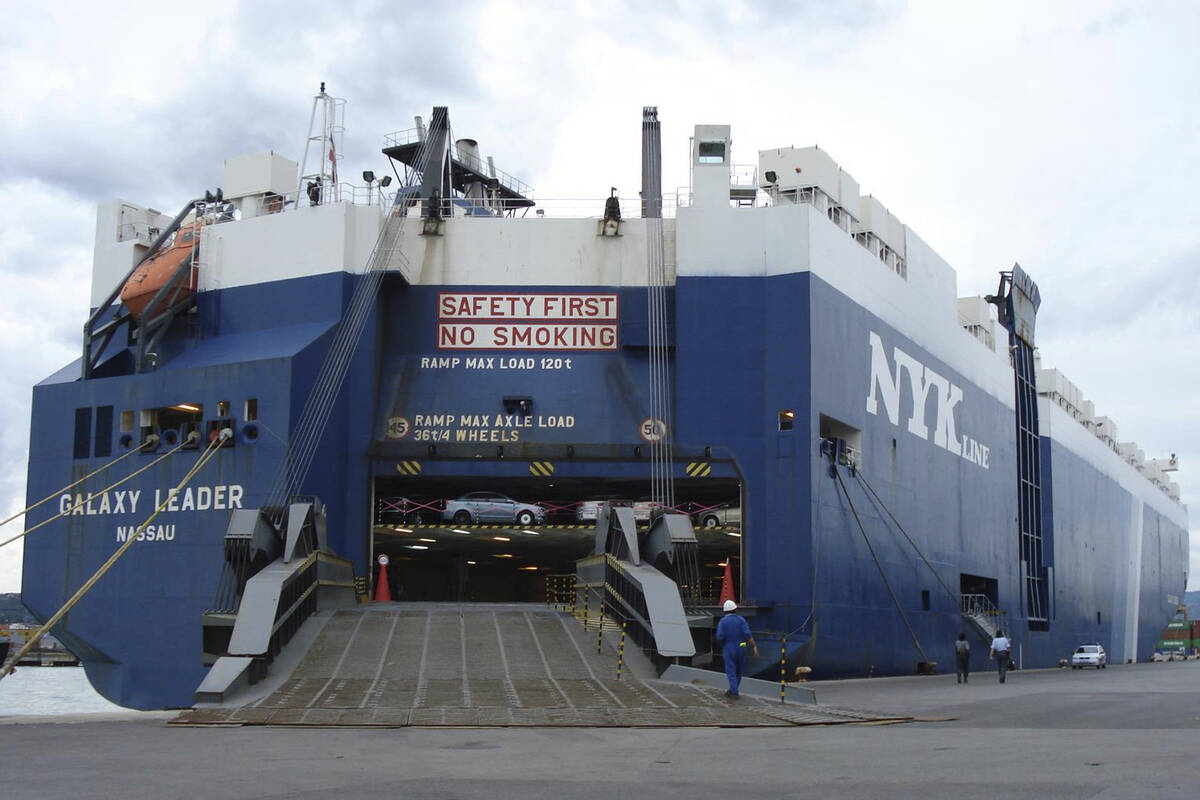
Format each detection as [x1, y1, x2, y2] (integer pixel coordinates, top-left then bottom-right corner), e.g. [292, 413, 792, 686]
[865, 332, 990, 469]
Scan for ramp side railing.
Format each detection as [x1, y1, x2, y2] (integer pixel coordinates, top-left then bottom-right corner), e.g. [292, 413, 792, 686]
[576, 553, 695, 670]
[197, 500, 357, 701]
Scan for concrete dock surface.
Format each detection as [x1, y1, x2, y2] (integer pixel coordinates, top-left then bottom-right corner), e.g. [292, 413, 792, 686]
[4, 658, 1200, 798]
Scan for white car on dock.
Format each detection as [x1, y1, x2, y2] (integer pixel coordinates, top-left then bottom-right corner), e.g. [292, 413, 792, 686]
[1071, 643, 1107, 669]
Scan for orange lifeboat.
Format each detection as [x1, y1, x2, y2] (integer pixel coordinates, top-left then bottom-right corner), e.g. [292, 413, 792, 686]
[120, 221, 202, 319]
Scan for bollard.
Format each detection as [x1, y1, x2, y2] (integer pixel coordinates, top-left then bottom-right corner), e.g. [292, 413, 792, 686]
[583, 589, 590, 630]
[597, 603, 605, 654]
[617, 621, 627, 680]
[780, 634, 787, 704]
[571, 581, 578, 616]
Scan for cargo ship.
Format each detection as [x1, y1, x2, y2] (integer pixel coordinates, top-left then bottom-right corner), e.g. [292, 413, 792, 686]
[17, 88, 1188, 709]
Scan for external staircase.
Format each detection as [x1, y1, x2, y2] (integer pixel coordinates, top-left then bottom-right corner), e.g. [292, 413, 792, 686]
[960, 593, 1006, 641]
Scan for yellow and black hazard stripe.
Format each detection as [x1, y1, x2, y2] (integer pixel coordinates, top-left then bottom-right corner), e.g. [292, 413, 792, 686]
[529, 461, 555, 477]
[685, 461, 711, 477]
[395, 461, 422, 475]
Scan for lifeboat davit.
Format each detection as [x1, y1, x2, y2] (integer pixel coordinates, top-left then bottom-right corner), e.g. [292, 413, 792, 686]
[120, 221, 201, 319]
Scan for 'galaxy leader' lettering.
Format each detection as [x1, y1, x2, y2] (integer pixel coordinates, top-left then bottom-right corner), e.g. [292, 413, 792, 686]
[865, 332, 989, 469]
[59, 484, 244, 515]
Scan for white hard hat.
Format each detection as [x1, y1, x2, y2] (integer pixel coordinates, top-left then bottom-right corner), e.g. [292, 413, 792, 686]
[723, 600, 737, 612]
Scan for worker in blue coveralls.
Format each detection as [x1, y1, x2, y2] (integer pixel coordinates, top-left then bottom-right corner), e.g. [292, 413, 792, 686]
[715, 599, 758, 698]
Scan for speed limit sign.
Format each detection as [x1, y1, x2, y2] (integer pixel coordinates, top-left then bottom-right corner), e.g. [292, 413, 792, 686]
[639, 418, 667, 442]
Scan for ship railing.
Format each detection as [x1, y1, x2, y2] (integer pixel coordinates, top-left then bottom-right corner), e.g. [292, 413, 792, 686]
[330, 182, 397, 208]
[960, 593, 1006, 639]
[285, 182, 404, 210]
[293, 186, 694, 219]
[383, 127, 533, 198]
[464, 195, 681, 219]
[960, 593, 1003, 618]
[396, 194, 686, 219]
[279, 186, 690, 220]
[729, 163, 759, 194]
[957, 312, 995, 349]
[383, 128, 421, 148]
[675, 187, 767, 211]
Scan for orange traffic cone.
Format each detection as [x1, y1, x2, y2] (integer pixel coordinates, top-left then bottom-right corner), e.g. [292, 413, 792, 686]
[719, 561, 735, 606]
[374, 558, 391, 602]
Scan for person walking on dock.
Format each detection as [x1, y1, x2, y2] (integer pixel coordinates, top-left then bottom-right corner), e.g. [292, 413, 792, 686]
[954, 632, 970, 683]
[990, 629, 1012, 683]
[716, 600, 758, 699]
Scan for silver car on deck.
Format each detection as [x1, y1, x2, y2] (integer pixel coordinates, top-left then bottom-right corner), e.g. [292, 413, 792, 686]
[693, 504, 742, 529]
[442, 491, 546, 526]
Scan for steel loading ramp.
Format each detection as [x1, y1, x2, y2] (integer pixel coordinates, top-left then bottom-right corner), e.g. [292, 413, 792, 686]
[177, 603, 905, 727]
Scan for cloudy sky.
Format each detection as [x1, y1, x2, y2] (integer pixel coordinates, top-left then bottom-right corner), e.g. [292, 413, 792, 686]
[1, 0, 1197, 595]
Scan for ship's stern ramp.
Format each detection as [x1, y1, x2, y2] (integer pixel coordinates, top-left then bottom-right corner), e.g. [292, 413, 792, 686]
[575, 504, 697, 666]
[175, 603, 884, 727]
[196, 500, 357, 703]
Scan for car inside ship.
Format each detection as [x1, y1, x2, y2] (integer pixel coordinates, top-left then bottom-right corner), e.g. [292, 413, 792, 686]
[370, 475, 743, 603]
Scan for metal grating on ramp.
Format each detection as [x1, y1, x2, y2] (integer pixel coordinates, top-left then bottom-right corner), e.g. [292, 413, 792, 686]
[173, 604, 912, 728]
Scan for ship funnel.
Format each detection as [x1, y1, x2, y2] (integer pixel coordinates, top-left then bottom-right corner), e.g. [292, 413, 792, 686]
[455, 139, 485, 200]
[455, 138, 481, 164]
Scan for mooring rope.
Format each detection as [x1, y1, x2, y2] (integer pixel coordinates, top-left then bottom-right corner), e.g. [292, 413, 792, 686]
[0, 430, 229, 680]
[0, 441, 146, 531]
[0, 433, 197, 551]
[832, 465, 929, 664]
[855, 469, 960, 607]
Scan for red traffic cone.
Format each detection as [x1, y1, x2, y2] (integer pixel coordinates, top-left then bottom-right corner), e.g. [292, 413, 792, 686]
[719, 561, 735, 606]
[374, 555, 391, 602]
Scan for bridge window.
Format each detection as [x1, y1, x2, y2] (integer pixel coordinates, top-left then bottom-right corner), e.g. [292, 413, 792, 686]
[778, 409, 794, 431]
[698, 141, 725, 164]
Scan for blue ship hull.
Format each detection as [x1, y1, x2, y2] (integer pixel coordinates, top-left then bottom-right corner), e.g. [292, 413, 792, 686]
[22, 261, 1187, 708]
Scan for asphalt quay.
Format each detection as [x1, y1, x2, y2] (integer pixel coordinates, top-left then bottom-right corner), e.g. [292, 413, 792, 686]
[3, 659, 1200, 798]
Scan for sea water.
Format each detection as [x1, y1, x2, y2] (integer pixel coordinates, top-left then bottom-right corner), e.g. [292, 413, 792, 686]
[0, 666, 126, 716]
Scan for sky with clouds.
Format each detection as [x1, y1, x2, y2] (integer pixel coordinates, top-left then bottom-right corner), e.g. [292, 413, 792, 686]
[1, 0, 1197, 595]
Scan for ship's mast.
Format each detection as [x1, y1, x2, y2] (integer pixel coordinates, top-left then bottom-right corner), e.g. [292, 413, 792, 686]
[296, 82, 345, 207]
